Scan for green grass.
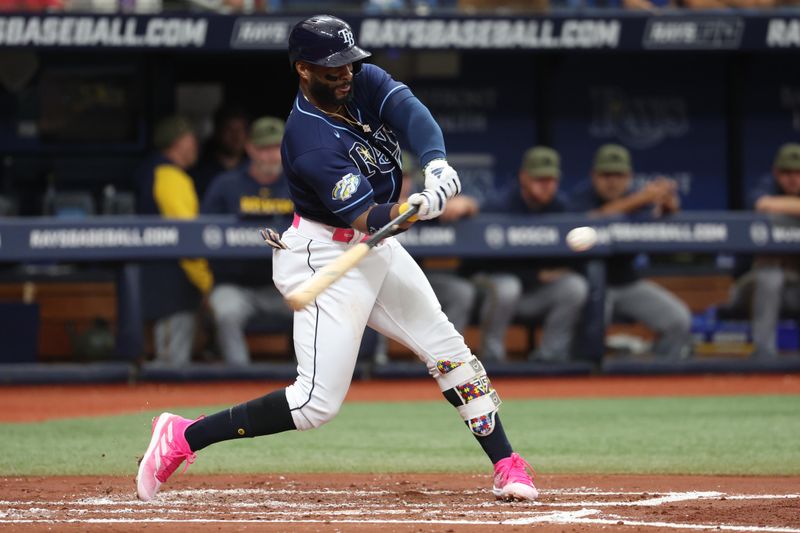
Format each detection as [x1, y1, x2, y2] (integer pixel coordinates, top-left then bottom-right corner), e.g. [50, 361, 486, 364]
[1, 395, 798, 476]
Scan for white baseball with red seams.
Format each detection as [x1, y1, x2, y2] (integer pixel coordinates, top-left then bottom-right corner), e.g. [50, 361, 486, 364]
[566, 226, 598, 252]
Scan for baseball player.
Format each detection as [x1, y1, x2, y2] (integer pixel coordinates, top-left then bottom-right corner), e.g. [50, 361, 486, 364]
[136, 14, 536, 502]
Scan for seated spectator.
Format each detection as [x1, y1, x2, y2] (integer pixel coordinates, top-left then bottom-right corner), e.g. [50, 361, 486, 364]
[454, 147, 589, 362]
[201, 116, 294, 365]
[135, 115, 212, 366]
[191, 105, 250, 198]
[569, 144, 692, 360]
[727, 142, 800, 358]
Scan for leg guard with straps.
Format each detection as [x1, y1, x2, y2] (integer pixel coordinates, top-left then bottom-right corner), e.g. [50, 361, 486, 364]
[435, 356, 501, 436]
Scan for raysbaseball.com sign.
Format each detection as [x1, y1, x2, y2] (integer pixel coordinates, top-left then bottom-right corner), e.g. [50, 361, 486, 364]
[358, 18, 621, 49]
[0, 16, 207, 47]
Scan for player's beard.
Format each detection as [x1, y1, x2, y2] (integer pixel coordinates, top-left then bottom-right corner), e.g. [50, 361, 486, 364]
[309, 77, 353, 109]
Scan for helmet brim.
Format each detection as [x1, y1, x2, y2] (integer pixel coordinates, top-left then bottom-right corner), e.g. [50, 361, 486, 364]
[315, 46, 371, 68]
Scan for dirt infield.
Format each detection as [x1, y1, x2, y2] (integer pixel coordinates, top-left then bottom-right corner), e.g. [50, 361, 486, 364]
[2, 374, 800, 422]
[2, 374, 799, 531]
[2, 473, 799, 532]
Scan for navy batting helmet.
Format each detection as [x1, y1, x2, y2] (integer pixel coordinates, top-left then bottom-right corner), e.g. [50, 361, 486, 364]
[288, 15, 371, 71]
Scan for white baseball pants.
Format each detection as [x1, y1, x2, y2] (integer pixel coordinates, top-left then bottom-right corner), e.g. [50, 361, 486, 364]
[272, 216, 472, 430]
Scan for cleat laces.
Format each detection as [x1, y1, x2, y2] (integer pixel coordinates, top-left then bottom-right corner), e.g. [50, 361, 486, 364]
[497, 453, 536, 487]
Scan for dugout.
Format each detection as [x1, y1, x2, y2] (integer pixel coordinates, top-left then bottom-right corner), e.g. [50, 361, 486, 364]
[0, 11, 799, 368]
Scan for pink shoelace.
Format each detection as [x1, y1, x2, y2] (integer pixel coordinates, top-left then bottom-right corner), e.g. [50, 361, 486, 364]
[153, 415, 203, 483]
[496, 453, 536, 487]
[156, 446, 196, 483]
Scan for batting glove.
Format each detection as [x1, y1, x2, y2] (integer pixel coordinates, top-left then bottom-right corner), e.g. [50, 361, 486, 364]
[423, 159, 461, 200]
[407, 189, 446, 221]
[259, 227, 288, 250]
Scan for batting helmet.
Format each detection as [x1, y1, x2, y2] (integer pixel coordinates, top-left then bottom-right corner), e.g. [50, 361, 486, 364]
[288, 15, 371, 72]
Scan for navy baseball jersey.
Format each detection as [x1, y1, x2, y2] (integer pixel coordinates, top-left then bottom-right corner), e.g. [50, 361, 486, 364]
[201, 168, 294, 287]
[202, 167, 294, 219]
[281, 64, 412, 228]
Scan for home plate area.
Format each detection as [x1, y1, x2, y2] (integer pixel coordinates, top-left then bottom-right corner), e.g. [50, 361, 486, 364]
[1, 474, 799, 532]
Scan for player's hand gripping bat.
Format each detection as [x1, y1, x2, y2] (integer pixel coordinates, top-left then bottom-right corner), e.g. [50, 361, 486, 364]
[283, 204, 419, 311]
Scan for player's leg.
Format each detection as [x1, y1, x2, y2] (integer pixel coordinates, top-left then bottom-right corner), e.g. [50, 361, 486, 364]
[473, 273, 523, 361]
[613, 280, 692, 359]
[194, 237, 383, 434]
[136, 231, 387, 501]
[279, 247, 385, 430]
[751, 263, 785, 358]
[209, 284, 256, 365]
[152, 311, 195, 367]
[517, 273, 589, 361]
[367, 239, 536, 501]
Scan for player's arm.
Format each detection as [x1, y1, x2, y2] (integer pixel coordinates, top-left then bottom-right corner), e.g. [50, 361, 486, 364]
[382, 96, 460, 200]
[365, 65, 460, 200]
[350, 202, 416, 234]
[755, 195, 800, 216]
[592, 190, 657, 216]
[439, 195, 479, 223]
[293, 147, 446, 233]
[593, 179, 678, 217]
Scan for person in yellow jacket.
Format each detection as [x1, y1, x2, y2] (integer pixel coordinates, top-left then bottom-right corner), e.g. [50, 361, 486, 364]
[135, 116, 213, 366]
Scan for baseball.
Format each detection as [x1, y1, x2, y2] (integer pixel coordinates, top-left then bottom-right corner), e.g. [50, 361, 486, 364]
[566, 226, 598, 252]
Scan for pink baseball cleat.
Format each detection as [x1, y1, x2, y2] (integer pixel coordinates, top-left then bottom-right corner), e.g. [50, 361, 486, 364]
[492, 452, 538, 501]
[136, 412, 200, 501]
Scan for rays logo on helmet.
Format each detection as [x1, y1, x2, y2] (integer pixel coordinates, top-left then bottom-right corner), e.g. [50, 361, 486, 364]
[338, 28, 355, 47]
[332, 173, 361, 201]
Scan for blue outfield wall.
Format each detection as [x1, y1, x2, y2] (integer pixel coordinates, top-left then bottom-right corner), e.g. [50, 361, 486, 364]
[549, 55, 729, 210]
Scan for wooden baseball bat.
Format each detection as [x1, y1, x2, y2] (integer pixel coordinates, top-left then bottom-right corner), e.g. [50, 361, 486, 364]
[284, 204, 419, 311]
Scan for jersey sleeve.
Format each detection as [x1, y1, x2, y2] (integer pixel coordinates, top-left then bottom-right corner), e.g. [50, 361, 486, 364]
[360, 64, 446, 167]
[360, 64, 413, 120]
[152, 164, 214, 294]
[292, 148, 376, 225]
[153, 164, 200, 219]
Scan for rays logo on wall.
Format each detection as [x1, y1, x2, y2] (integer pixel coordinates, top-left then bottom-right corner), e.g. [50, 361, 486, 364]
[589, 87, 689, 149]
[348, 126, 400, 178]
[332, 173, 361, 201]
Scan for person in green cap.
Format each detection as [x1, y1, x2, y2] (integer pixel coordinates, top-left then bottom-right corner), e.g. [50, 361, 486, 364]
[568, 144, 692, 360]
[442, 146, 589, 362]
[135, 115, 212, 366]
[201, 116, 295, 365]
[727, 142, 800, 358]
